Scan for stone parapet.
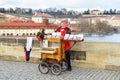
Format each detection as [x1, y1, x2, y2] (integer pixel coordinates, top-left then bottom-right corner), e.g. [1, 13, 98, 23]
[0, 42, 120, 70]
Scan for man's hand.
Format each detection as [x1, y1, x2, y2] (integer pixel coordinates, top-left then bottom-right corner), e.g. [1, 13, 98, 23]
[74, 41, 77, 44]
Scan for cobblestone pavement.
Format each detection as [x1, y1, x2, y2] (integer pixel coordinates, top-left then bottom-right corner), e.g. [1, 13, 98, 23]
[0, 60, 120, 80]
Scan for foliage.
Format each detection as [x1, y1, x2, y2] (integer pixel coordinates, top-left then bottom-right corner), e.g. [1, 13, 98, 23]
[0, 19, 5, 23]
[93, 21, 116, 34]
[36, 29, 45, 40]
[0, 7, 81, 18]
[76, 19, 117, 35]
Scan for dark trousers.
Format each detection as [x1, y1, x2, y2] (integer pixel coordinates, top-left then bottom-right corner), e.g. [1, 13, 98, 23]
[65, 50, 71, 69]
[26, 51, 30, 61]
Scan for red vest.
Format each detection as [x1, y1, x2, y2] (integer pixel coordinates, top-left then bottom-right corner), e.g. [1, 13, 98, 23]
[56, 28, 71, 50]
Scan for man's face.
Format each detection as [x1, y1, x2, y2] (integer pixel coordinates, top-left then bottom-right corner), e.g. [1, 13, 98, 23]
[60, 22, 67, 28]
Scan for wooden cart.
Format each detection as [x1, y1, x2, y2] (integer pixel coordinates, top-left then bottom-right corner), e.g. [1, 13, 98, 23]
[38, 37, 83, 75]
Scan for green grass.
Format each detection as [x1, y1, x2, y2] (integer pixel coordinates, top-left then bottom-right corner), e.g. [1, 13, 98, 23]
[0, 19, 5, 23]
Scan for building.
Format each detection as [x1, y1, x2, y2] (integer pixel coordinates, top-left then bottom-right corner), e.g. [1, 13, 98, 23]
[0, 13, 78, 36]
[0, 14, 6, 23]
[0, 18, 58, 36]
[90, 9, 101, 15]
[15, 7, 32, 14]
[54, 18, 79, 24]
[21, 8, 32, 14]
[109, 16, 120, 27]
[0, 8, 6, 13]
[31, 13, 55, 23]
[15, 7, 22, 14]
[83, 15, 120, 29]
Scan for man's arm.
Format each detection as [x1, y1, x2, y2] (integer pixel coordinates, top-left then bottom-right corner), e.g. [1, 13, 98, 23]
[55, 27, 61, 32]
[66, 27, 71, 34]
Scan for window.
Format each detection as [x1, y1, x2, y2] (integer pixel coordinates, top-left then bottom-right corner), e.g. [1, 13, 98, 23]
[10, 33, 13, 36]
[2, 33, 5, 36]
[22, 33, 25, 36]
[7, 33, 9, 36]
[26, 33, 29, 36]
[30, 33, 32, 35]
[33, 33, 36, 35]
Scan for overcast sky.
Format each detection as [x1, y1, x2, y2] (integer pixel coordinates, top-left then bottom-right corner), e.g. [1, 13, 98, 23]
[0, 0, 120, 12]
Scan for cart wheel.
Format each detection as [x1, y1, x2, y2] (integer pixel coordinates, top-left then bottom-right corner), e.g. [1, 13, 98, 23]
[38, 62, 49, 74]
[51, 63, 62, 75]
[61, 61, 67, 72]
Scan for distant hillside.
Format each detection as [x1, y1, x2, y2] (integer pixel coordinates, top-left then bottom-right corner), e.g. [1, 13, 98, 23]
[4, 13, 32, 19]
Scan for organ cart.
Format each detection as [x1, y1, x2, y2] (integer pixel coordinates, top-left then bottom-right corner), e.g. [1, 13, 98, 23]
[38, 34, 84, 75]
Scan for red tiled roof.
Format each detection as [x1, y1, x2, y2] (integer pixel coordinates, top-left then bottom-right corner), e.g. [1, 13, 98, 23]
[33, 13, 54, 18]
[111, 16, 120, 20]
[0, 22, 58, 29]
[91, 9, 100, 12]
[6, 18, 34, 23]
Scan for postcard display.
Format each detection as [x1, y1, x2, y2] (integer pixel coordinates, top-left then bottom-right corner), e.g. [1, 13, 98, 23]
[52, 32, 84, 41]
[42, 32, 83, 48]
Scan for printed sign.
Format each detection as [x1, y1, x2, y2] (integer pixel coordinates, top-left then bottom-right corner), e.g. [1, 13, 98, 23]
[43, 40, 48, 47]
[26, 37, 32, 51]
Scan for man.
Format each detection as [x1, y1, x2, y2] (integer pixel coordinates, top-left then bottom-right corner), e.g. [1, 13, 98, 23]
[24, 46, 32, 61]
[55, 20, 72, 71]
